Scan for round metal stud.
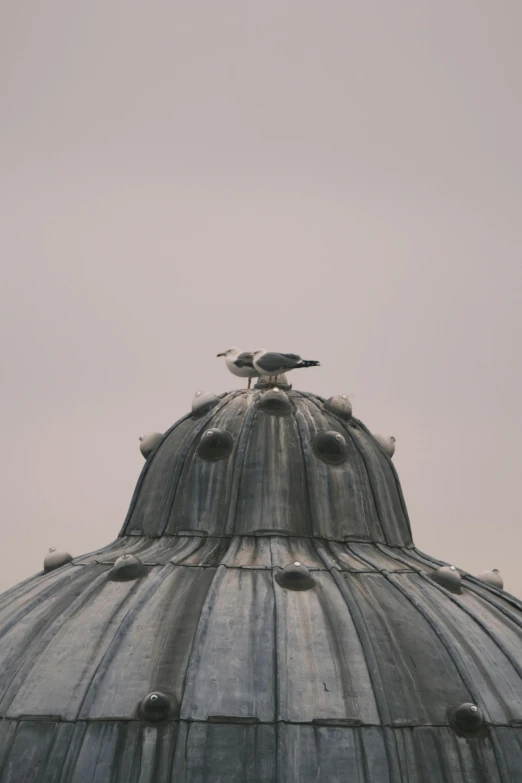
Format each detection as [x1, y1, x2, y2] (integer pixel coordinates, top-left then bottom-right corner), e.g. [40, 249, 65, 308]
[275, 562, 316, 591]
[197, 428, 234, 461]
[324, 395, 353, 421]
[449, 702, 484, 735]
[192, 390, 220, 417]
[139, 432, 164, 459]
[44, 548, 73, 573]
[314, 431, 348, 465]
[110, 554, 145, 581]
[257, 388, 292, 416]
[140, 691, 172, 722]
[476, 569, 504, 590]
[431, 565, 462, 594]
[373, 434, 396, 457]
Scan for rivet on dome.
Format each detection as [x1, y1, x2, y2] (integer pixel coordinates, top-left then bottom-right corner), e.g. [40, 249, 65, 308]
[139, 432, 164, 459]
[192, 390, 220, 417]
[373, 434, 396, 457]
[314, 431, 348, 465]
[197, 428, 234, 461]
[109, 554, 145, 581]
[257, 388, 292, 415]
[477, 569, 504, 590]
[140, 691, 172, 722]
[324, 395, 353, 421]
[275, 562, 316, 591]
[431, 565, 462, 594]
[44, 548, 73, 573]
[449, 702, 484, 735]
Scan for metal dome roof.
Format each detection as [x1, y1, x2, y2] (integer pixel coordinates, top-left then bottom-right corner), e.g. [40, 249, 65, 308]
[1, 385, 522, 782]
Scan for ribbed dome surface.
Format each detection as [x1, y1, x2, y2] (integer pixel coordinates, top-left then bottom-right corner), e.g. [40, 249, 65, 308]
[121, 389, 412, 543]
[1, 388, 522, 782]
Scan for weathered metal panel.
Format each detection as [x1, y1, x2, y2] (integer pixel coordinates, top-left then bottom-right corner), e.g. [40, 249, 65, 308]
[349, 542, 414, 571]
[277, 724, 390, 783]
[79, 565, 215, 719]
[235, 408, 312, 536]
[124, 415, 201, 536]
[0, 565, 111, 714]
[173, 722, 276, 783]
[181, 566, 275, 722]
[393, 573, 522, 724]
[220, 535, 272, 567]
[348, 419, 412, 546]
[314, 539, 379, 571]
[345, 572, 472, 723]
[269, 535, 325, 570]
[166, 394, 254, 536]
[274, 570, 379, 724]
[295, 399, 384, 542]
[6, 571, 146, 719]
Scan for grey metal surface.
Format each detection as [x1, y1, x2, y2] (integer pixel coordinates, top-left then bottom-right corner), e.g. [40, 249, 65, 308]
[121, 390, 412, 543]
[1, 388, 522, 781]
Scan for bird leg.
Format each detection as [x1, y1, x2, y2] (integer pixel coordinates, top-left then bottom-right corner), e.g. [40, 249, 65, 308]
[247, 377, 252, 390]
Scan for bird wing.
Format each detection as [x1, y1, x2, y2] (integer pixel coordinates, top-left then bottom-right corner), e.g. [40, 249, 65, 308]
[233, 351, 255, 369]
[256, 352, 302, 372]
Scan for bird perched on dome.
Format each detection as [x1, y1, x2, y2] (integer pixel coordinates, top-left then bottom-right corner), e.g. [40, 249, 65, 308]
[217, 347, 261, 389]
[248, 349, 320, 383]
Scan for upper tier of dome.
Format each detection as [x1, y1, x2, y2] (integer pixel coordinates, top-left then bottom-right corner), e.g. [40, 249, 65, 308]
[121, 387, 412, 545]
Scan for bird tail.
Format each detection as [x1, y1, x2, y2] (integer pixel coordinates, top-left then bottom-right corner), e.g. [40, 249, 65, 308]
[297, 360, 320, 368]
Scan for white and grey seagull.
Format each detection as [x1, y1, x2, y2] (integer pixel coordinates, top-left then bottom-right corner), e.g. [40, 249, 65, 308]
[217, 347, 261, 389]
[249, 349, 320, 383]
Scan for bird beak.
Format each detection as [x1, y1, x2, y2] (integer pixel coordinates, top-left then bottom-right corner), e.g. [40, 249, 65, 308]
[216, 352, 225, 357]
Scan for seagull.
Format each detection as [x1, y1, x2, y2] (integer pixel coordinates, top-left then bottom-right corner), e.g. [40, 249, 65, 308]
[217, 347, 261, 389]
[249, 349, 320, 383]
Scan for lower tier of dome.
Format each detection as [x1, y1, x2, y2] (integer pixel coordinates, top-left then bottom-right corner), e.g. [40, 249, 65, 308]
[1, 536, 522, 781]
[1, 718, 521, 782]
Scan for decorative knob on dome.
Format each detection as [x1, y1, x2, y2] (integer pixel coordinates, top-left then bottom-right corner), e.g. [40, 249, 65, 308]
[431, 565, 462, 594]
[43, 548, 73, 573]
[274, 562, 316, 591]
[257, 388, 292, 415]
[109, 554, 145, 581]
[449, 702, 484, 735]
[140, 691, 174, 722]
[324, 394, 353, 421]
[192, 390, 220, 417]
[139, 432, 164, 459]
[373, 434, 396, 457]
[197, 429, 234, 461]
[314, 431, 348, 465]
[476, 569, 504, 590]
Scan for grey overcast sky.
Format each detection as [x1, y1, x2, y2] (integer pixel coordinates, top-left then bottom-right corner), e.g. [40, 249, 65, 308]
[1, 2, 521, 594]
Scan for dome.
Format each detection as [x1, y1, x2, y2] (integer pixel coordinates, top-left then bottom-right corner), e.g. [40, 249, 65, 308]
[1, 385, 522, 782]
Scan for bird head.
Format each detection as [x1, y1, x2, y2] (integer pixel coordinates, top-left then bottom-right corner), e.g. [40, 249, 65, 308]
[217, 347, 241, 358]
